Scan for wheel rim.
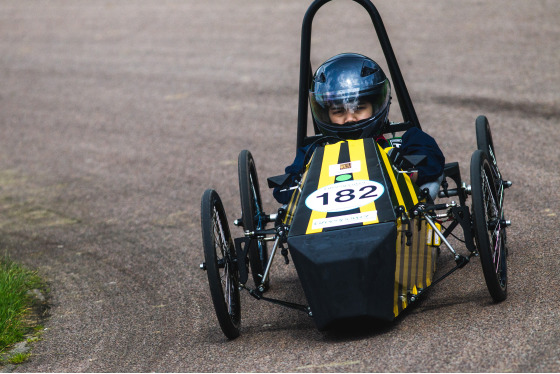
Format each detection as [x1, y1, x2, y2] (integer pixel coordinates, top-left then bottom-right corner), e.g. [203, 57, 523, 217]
[249, 172, 266, 264]
[212, 204, 240, 323]
[481, 163, 507, 288]
[476, 116, 503, 193]
[239, 150, 269, 289]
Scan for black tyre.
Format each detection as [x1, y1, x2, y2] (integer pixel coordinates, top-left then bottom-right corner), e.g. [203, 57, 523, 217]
[470, 150, 507, 302]
[476, 115, 508, 251]
[476, 115, 502, 182]
[201, 189, 241, 339]
[238, 150, 270, 291]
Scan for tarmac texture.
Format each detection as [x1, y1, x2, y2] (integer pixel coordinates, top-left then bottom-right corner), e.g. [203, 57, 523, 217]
[0, 0, 559, 372]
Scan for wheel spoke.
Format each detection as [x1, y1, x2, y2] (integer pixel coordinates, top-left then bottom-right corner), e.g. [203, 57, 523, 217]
[484, 170, 507, 284]
[224, 263, 232, 308]
[211, 206, 237, 311]
[239, 151, 269, 291]
[248, 174, 268, 265]
[473, 127, 508, 301]
[249, 174, 264, 228]
[202, 189, 240, 339]
[492, 226, 501, 272]
[483, 175, 501, 272]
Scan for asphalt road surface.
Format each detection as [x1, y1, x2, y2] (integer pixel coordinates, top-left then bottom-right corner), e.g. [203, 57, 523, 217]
[1, 0, 559, 372]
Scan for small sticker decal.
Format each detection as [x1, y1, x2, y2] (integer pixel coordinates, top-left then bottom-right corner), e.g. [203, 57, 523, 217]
[335, 174, 352, 182]
[329, 160, 361, 177]
[311, 211, 379, 230]
[305, 180, 385, 213]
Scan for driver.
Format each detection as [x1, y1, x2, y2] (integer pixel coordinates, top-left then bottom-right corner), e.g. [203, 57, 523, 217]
[273, 53, 445, 203]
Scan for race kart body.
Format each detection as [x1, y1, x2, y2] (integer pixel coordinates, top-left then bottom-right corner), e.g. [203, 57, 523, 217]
[199, 0, 512, 339]
[285, 138, 437, 328]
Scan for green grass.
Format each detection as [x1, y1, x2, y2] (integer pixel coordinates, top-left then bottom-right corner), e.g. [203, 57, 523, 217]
[8, 352, 30, 364]
[0, 256, 42, 353]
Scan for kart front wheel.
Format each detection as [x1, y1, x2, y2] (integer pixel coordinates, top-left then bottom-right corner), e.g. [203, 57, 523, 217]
[238, 150, 270, 291]
[470, 150, 507, 302]
[476, 115, 501, 182]
[476, 115, 510, 254]
[201, 189, 241, 339]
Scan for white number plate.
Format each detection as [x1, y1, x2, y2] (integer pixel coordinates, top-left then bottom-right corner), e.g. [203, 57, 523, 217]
[305, 180, 385, 213]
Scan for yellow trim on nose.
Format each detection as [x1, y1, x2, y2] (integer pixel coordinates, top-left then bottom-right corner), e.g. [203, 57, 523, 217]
[305, 142, 341, 234]
[377, 143, 405, 207]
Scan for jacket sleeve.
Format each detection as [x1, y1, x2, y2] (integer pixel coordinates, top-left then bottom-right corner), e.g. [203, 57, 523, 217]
[272, 144, 313, 204]
[401, 127, 445, 186]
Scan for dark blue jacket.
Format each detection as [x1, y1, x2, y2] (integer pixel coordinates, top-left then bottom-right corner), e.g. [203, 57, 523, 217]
[273, 144, 315, 204]
[400, 127, 445, 186]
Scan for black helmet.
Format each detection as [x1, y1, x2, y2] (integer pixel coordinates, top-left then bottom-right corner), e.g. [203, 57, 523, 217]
[309, 53, 391, 140]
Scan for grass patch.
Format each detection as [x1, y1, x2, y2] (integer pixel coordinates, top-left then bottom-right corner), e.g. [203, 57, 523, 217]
[8, 352, 30, 364]
[0, 256, 42, 353]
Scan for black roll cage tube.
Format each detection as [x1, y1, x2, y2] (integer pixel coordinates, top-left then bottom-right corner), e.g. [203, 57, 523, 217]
[296, 0, 421, 149]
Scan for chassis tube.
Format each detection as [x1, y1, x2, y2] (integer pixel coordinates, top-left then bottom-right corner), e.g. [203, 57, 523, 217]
[259, 235, 281, 291]
[296, 0, 421, 148]
[424, 214, 459, 258]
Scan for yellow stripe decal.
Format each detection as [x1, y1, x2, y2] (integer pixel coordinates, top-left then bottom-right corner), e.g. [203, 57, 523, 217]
[409, 219, 418, 293]
[404, 173, 419, 205]
[427, 246, 436, 287]
[348, 139, 379, 225]
[401, 227, 409, 310]
[306, 142, 341, 234]
[394, 218, 402, 317]
[419, 221, 427, 289]
[283, 184, 298, 225]
[283, 169, 307, 225]
[284, 151, 316, 226]
[377, 143, 405, 207]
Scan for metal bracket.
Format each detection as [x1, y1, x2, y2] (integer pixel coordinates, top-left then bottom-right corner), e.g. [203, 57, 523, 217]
[246, 287, 312, 316]
[395, 206, 413, 246]
[234, 237, 250, 285]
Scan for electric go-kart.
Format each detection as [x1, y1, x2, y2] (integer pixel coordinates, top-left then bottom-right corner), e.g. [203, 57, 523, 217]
[199, 0, 512, 339]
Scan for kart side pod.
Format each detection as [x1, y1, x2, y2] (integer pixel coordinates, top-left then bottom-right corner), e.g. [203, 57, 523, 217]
[285, 138, 436, 329]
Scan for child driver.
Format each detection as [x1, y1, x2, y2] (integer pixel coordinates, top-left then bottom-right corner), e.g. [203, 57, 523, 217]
[274, 53, 445, 204]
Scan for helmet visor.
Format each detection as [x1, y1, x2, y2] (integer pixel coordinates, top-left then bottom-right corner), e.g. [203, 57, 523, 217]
[310, 80, 390, 126]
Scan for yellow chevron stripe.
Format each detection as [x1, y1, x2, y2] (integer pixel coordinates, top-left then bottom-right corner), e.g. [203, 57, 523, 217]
[348, 139, 379, 225]
[283, 169, 307, 225]
[404, 173, 419, 205]
[394, 218, 402, 317]
[380, 145, 418, 206]
[419, 220, 427, 289]
[377, 143, 405, 207]
[283, 151, 317, 225]
[427, 221, 440, 286]
[283, 186, 298, 226]
[305, 142, 341, 234]
[409, 218, 418, 292]
[401, 229, 409, 310]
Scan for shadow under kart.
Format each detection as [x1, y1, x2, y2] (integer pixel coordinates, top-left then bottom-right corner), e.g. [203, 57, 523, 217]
[199, 0, 512, 339]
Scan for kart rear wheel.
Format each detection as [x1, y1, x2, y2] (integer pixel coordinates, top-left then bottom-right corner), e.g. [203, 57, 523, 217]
[201, 189, 241, 339]
[238, 150, 270, 291]
[470, 150, 507, 302]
